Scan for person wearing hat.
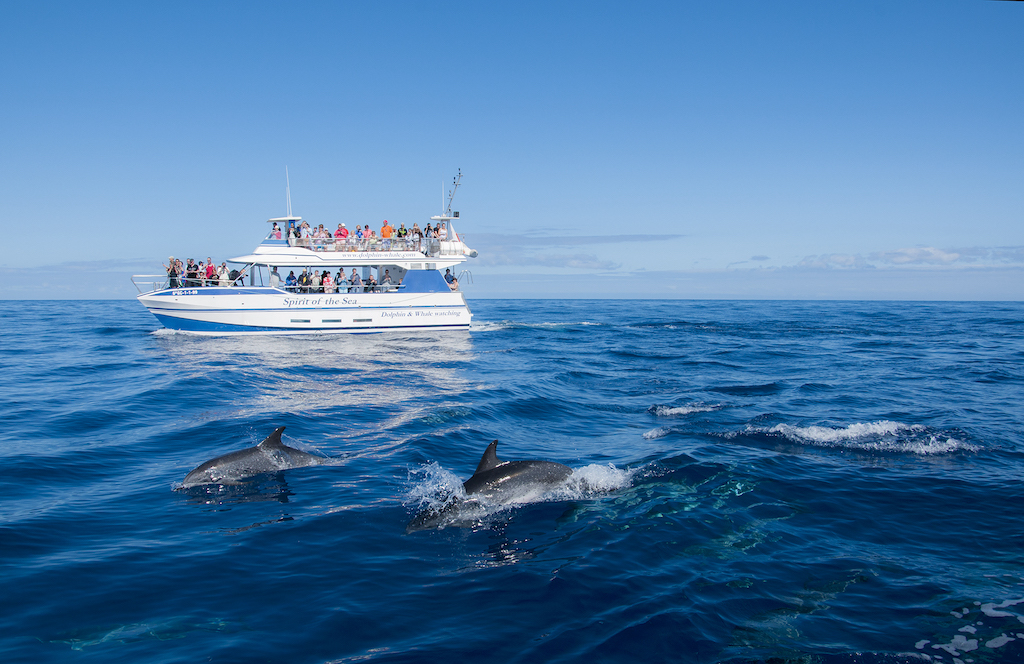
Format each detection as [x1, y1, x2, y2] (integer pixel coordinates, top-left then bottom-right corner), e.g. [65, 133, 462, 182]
[163, 256, 180, 288]
[298, 268, 311, 293]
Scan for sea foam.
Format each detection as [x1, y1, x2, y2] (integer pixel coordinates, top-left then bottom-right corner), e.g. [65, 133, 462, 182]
[746, 420, 977, 455]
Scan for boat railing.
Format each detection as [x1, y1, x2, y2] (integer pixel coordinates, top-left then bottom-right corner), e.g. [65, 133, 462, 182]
[282, 284, 405, 294]
[132, 274, 411, 294]
[282, 235, 464, 257]
[131, 274, 169, 293]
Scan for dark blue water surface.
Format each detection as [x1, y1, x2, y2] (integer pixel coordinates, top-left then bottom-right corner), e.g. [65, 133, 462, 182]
[2, 299, 1024, 664]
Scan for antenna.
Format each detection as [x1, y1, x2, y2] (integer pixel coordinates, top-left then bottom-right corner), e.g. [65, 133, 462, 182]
[285, 166, 293, 217]
[444, 168, 462, 216]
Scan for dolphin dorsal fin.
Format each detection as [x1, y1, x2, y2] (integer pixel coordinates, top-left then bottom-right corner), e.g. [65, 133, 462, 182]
[474, 440, 503, 474]
[257, 426, 287, 449]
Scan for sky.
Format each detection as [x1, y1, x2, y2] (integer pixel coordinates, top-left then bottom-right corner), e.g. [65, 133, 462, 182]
[1, 1, 1021, 300]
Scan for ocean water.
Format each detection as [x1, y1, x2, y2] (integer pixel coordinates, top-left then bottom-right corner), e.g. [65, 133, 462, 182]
[2, 299, 1024, 664]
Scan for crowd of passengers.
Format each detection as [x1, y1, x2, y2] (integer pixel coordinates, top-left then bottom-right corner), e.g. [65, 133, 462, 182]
[268, 220, 452, 252]
[163, 256, 244, 288]
[269, 267, 458, 293]
[271, 267, 394, 293]
[162, 257, 459, 292]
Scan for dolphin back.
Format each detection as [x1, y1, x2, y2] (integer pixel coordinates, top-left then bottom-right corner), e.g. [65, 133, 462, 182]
[464, 440, 572, 497]
[181, 426, 323, 487]
[257, 426, 288, 450]
[474, 440, 503, 474]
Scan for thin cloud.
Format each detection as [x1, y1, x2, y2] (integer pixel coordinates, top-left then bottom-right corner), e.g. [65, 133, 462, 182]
[797, 253, 874, 269]
[471, 233, 683, 248]
[795, 245, 1024, 270]
[870, 247, 960, 265]
[482, 252, 620, 270]
[470, 232, 655, 269]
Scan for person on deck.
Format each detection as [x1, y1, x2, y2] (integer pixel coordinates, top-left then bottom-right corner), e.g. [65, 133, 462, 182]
[349, 269, 363, 293]
[285, 271, 297, 292]
[270, 267, 281, 289]
[310, 270, 321, 293]
[272, 222, 282, 239]
[205, 258, 217, 286]
[298, 269, 311, 293]
[322, 270, 334, 293]
[163, 256, 180, 288]
[411, 223, 423, 251]
[438, 222, 448, 241]
[444, 269, 454, 285]
[218, 263, 231, 286]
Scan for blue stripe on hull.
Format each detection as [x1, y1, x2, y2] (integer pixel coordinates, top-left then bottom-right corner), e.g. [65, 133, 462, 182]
[151, 313, 469, 334]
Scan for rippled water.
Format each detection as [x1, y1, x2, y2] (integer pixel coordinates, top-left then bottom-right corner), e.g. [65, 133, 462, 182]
[2, 299, 1023, 663]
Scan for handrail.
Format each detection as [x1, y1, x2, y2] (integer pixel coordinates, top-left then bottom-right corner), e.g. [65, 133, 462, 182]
[282, 284, 404, 294]
[132, 274, 249, 292]
[282, 235, 463, 256]
[131, 274, 169, 294]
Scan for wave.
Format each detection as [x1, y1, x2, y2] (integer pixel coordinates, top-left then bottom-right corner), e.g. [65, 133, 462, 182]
[649, 403, 724, 417]
[643, 426, 672, 440]
[469, 320, 607, 332]
[736, 420, 977, 454]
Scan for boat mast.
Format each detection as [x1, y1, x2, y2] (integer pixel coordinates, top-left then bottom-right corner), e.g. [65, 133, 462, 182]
[444, 169, 462, 216]
[285, 166, 293, 218]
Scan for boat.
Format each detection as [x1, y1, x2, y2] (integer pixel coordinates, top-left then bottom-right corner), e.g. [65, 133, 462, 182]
[132, 172, 478, 334]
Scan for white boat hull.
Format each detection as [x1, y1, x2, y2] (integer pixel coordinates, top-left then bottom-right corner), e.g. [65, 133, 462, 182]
[138, 286, 471, 335]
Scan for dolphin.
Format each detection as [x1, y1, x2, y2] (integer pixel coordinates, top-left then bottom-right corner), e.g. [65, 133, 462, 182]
[407, 440, 573, 531]
[463, 440, 573, 500]
[181, 426, 325, 488]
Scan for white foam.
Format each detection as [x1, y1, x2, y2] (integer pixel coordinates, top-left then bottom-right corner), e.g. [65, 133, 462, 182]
[468, 321, 510, 332]
[932, 635, 977, 655]
[751, 420, 977, 455]
[470, 320, 604, 332]
[404, 462, 466, 510]
[985, 634, 1015, 648]
[643, 427, 671, 440]
[981, 599, 1024, 624]
[563, 464, 635, 494]
[650, 403, 723, 417]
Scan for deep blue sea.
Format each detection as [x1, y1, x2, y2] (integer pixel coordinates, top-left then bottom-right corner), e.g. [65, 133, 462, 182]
[3, 299, 1024, 664]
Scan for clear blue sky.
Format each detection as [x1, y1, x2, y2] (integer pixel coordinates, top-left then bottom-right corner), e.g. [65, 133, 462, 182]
[1, 1, 1021, 299]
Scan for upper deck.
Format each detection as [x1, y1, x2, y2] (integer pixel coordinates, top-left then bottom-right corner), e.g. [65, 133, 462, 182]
[230, 215, 478, 269]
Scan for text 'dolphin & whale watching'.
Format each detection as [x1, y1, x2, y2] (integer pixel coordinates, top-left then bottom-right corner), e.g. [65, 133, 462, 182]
[132, 171, 478, 334]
